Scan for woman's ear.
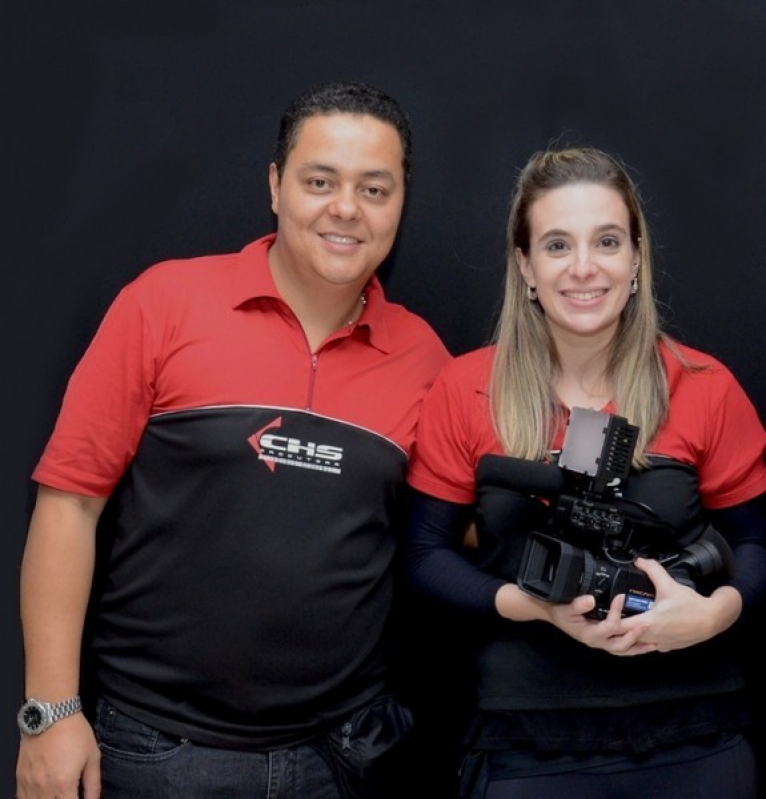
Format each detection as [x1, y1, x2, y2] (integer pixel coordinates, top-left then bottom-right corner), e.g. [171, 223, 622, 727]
[516, 247, 534, 286]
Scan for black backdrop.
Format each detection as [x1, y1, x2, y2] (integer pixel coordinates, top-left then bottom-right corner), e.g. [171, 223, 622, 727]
[5, 2, 766, 793]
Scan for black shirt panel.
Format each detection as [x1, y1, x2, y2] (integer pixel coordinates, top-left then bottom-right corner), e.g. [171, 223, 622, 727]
[90, 406, 406, 748]
[471, 455, 744, 712]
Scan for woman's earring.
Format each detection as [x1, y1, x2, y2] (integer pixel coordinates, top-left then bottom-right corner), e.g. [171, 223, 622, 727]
[526, 285, 538, 301]
[630, 275, 638, 295]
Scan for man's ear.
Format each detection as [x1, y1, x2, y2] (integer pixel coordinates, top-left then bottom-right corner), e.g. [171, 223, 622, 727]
[268, 163, 280, 214]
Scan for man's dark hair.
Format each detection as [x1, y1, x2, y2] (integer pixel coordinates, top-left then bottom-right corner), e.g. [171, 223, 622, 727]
[272, 81, 412, 183]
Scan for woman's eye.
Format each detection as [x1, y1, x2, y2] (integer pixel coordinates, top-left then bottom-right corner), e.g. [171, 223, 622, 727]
[546, 241, 567, 253]
[600, 236, 620, 248]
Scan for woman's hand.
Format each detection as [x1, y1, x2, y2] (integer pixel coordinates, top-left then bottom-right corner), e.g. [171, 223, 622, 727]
[619, 557, 743, 652]
[545, 593, 656, 656]
[495, 582, 655, 656]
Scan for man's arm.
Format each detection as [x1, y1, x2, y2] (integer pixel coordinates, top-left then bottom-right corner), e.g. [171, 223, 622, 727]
[16, 485, 107, 799]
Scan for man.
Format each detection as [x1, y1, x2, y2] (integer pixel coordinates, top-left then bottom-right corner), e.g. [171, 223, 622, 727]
[16, 81, 450, 798]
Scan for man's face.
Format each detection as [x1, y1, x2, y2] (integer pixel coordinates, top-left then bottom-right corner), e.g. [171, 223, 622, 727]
[268, 112, 406, 295]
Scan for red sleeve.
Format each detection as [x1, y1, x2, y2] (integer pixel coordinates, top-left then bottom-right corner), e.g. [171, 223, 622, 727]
[696, 371, 766, 508]
[407, 351, 500, 504]
[32, 285, 157, 497]
[654, 346, 766, 509]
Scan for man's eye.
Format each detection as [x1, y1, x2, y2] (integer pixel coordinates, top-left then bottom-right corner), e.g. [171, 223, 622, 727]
[363, 186, 387, 199]
[309, 178, 329, 190]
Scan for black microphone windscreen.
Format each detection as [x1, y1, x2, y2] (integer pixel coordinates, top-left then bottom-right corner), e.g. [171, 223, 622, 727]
[476, 455, 567, 498]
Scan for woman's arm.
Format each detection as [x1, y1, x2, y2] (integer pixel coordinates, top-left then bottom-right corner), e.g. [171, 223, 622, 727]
[624, 491, 766, 652]
[712, 491, 766, 618]
[405, 488, 504, 615]
[405, 487, 653, 655]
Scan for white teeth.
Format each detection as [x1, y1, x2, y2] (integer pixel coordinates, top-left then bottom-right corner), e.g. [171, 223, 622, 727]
[565, 290, 605, 300]
[323, 234, 358, 245]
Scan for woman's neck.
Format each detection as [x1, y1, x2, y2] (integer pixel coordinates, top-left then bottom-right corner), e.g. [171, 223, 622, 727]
[553, 337, 613, 411]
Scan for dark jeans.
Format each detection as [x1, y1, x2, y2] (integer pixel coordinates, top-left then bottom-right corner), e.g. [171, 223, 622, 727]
[94, 698, 344, 798]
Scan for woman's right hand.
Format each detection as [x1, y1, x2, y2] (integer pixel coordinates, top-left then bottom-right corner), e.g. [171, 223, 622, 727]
[495, 583, 657, 656]
[545, 593, 657, 656]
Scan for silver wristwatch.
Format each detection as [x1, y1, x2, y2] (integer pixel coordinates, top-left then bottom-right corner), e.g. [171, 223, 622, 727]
[17, 696, 83, 735]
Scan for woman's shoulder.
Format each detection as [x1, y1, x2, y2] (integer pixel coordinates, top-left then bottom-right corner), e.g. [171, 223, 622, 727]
[444, 344, 496, 372]
[659, 338, 762, 429]
[433, 344, 496, 389]
[660, 338, 733, 387]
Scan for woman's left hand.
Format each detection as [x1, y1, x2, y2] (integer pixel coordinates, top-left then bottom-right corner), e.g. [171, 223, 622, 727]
[620, 557, 742, 652]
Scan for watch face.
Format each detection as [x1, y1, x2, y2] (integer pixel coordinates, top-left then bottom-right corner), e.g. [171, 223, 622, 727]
[23, 705, 44, 730]
[18, 701, 48, 735]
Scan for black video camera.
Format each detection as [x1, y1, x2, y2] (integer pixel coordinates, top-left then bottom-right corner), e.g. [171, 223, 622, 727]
[476, 408, 734, 619]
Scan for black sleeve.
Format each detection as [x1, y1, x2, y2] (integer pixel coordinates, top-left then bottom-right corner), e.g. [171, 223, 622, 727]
[709, 491, 766, 619]
[403, 487, 506, 616]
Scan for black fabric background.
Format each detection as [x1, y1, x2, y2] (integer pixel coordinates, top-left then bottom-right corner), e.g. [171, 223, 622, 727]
[5, 2, 765, 793]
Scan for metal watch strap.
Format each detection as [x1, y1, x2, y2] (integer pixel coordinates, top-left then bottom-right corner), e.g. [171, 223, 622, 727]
[50, 696, 83, 723]
[18, 696, 84, 734]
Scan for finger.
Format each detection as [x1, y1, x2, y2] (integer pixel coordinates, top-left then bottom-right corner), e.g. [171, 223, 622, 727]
[594, 593, 627, 632]
[570, 593, 596, 616]
[607, 625, 651, 654]
[82, 760, 102, 799]
[619, 641, 659, 657]
[633, 557, 667, 583]
[608, 593, 626, 618]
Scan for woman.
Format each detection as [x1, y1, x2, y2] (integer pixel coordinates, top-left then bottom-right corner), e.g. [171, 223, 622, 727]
[405, 147, 766, 797]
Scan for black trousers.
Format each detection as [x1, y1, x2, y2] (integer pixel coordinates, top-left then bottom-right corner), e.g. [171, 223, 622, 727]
[460, 732, 758, 799]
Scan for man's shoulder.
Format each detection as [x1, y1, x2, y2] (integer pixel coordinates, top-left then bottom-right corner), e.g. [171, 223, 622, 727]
[371, 296, 450, 360]
[377, 298, 438, 334]
[129, 250, 241, 291]
[125, 235, 271, 293]
[117, 239, 269, 315]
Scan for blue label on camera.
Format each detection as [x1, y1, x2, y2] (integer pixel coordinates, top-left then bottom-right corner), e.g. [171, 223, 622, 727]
[624, 593, 654, 613]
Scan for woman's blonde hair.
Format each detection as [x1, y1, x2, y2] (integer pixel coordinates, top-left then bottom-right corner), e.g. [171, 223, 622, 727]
[489, 146, 671, 465]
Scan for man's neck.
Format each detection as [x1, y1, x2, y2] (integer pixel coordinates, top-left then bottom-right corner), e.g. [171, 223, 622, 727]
[267, 245, 368, 351]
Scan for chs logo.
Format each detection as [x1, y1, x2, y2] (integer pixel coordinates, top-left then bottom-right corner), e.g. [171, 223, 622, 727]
[248, 416, 344, 474]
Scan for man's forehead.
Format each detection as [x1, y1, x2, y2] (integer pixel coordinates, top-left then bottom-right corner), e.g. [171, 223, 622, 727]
[291, 112, 402, 150]
[286, 112, 405, 174]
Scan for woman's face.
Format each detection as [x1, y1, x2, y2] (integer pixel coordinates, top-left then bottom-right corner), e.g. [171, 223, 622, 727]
[516, 182, 639, 349]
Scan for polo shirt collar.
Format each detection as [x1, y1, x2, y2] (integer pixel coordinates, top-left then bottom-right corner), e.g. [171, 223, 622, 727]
[230, 233, 394, 353]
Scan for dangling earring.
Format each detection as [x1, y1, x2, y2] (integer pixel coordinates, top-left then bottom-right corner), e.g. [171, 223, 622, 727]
[630, 275, 638, 295]
[526, 285, 538, 302]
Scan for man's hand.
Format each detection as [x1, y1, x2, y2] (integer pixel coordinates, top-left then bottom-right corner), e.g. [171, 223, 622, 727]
[16, 714, 101, 799]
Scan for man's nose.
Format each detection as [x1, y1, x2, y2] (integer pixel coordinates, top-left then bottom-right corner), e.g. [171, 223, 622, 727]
[328, 187, 361, 220]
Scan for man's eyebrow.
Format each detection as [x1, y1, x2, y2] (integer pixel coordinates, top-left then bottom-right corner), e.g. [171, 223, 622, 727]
[297, 161, 338, 174]
[362, 169, 396, 181]
[297, 162, 397, 181]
